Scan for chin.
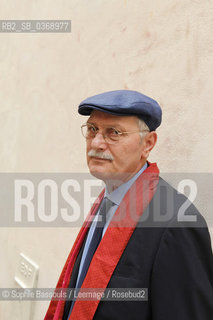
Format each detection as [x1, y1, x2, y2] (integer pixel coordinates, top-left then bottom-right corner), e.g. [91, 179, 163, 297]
[89, 167, 122, 183]
[88, 160, 111, 180]
[89, 168, 109, 181]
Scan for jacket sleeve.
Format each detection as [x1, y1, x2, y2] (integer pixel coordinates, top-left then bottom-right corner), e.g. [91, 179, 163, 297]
[150, 218, 213, 320]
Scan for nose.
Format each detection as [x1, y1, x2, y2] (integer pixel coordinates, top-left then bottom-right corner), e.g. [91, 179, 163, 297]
[90, 132, 107, 150]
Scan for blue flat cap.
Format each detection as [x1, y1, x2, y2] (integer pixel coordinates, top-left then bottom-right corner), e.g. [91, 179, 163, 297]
[78, 90, 162, 131]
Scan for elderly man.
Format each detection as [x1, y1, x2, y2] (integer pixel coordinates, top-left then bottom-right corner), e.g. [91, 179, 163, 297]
[45, 90, 213, 320]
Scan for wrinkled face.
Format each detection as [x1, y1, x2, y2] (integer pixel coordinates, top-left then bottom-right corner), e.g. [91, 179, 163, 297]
[86, 110, 148, 185]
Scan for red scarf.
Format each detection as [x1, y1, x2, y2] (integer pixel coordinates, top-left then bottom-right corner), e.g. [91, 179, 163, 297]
[44, 162, 159, 320]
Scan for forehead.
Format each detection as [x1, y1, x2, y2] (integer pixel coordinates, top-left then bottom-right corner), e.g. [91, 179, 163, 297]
[87, 110, 139, 127]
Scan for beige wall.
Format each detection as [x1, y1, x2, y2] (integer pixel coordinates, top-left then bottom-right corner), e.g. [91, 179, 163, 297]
[0, 0, 213, 319]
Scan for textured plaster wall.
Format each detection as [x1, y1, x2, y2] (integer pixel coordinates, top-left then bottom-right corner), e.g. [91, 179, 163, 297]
[0, 0, 213, 319]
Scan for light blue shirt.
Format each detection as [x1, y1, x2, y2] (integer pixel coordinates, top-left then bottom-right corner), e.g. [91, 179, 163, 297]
[75, 162, 148, 288]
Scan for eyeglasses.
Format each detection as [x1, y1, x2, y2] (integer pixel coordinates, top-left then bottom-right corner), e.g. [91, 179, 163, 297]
[81, 123, 149, 144]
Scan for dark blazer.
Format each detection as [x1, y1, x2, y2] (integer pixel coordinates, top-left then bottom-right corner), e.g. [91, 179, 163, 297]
[64, 178, 213, 320]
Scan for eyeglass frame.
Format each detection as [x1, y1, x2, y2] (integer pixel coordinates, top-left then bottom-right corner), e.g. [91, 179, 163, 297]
[81, 122, 150, 144]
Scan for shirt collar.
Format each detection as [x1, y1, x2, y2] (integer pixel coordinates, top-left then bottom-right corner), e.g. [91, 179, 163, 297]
[105, 162, 148, 206]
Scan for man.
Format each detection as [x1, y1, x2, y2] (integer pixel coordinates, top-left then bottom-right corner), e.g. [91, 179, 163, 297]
[45, 90, 213, 320]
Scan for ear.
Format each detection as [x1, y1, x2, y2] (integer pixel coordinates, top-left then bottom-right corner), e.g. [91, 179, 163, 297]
[141, 132, 157, 159]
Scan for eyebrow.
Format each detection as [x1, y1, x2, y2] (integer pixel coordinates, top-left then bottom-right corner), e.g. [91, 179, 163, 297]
[86, 121, 125, 131]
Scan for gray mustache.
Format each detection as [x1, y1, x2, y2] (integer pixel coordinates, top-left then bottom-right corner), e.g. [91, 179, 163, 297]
[88, 150, 114, 161]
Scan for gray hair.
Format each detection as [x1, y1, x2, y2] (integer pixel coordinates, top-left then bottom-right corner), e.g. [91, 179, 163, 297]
[137, 118, 150, 139]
